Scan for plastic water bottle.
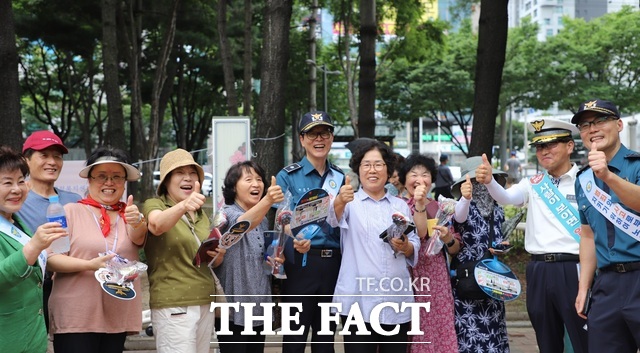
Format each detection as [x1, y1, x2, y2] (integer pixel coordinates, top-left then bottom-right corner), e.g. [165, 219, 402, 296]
[46, 195, 70, 253]
[263, 240, 277, 275]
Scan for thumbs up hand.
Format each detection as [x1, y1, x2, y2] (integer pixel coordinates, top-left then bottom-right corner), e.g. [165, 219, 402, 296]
[588, 141, 610, 180]
[266, 176, 285, 205]
[183, 180, 206, 212]
[460, 174, 472, 200]
[124, 194, 145, 227]
[337, 175, 355, 205]
[475, 154, 494, 185]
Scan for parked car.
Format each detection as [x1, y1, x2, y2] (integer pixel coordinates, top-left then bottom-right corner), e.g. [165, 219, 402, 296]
[202, 172, 213, 197]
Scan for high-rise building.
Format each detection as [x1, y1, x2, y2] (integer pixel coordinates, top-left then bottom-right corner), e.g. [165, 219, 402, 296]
[508, 0, 638, 41]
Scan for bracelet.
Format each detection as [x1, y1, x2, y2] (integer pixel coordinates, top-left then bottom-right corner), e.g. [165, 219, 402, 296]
[414, 206, 426, 213]
[444, 238, 455, 247]
[131, 213, 146, 229]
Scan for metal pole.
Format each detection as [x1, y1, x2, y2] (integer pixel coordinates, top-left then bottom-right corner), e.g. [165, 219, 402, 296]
[323, 64, 328, 112]
[308, 1, 318, 111]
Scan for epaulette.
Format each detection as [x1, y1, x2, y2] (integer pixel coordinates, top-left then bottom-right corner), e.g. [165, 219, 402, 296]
[330, 163, 344, 174]
[624, 152, 640, 159]
[283, 163, 302, 173]
[576, 164, 591, 177]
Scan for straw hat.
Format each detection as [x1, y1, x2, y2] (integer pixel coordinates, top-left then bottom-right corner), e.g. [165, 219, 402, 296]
[451, 156, 507, 199]
[79, 156, 141, 181]
[157, 149, 204, 195]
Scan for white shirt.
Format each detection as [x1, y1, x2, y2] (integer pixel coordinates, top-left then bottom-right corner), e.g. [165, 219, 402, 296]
[486, 164, 581, 255]
[327, 189, 420, 324]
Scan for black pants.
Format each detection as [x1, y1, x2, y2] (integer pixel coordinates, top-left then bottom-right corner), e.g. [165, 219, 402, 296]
[53, 332, 127, 353]
[526, 261, 588, 353]
[340, 316, 409, 353]
[215, 319, 266, 353]
[43, 271, 53, 331]
[281, 252, 341, 353]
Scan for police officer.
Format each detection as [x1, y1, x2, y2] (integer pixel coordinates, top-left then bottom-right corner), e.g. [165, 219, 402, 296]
[573, 99, 640, 352]
[475, 118, 588, 353]
[276, 111, 344, 353]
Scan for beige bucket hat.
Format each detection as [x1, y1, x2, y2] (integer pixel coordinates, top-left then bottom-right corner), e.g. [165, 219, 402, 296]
[157, 149, 204, 195]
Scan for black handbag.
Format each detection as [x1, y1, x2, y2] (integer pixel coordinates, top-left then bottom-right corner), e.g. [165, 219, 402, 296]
[450, 213, 495, 300]
[451, 256, 491, 300]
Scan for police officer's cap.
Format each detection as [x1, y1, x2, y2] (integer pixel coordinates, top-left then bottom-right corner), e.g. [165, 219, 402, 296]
[527, 118, 579, 146]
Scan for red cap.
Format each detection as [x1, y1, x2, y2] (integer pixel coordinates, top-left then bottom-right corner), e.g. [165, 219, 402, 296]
[22, 131, 69, 154]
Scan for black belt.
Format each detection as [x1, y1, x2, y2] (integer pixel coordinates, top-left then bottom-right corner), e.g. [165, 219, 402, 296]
[600, 262, 640, 273]
[531, 253, 579, 263]
[307, 248, 341, 258]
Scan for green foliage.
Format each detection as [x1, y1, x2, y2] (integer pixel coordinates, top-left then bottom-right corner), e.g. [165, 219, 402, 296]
[539, 6, 640, 113]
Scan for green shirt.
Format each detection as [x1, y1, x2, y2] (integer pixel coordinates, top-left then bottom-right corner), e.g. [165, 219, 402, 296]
[0, 216, 47, 353]
[143, 196, 216, 309]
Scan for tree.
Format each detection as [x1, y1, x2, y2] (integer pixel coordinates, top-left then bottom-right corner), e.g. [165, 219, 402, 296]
[539, 7, 640, 114]
[101, 0, 126, 150]
[253, 0, 293, 180]
[357, 0, 376, 138]
[377, 21, 476, 154]
[0, 0, 23, 150]
[468, 0, 508, 158]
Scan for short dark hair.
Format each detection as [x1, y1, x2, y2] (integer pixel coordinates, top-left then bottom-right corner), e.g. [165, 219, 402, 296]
[399, 153, 437, 185]
[86, 146, 132, 179]
[0, 146, 29, 177]
[222, 161, 267, 205]
[348, 140, 396, 180]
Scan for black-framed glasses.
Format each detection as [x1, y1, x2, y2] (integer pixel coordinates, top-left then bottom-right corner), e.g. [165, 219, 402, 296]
[360, 163, 386, 171]
[576, 116, 618, 132]
[90, 174, 126, 184]
[304, 130, 332, 140]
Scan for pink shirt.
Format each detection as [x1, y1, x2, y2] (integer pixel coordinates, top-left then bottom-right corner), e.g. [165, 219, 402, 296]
[48, 203, 142, 334]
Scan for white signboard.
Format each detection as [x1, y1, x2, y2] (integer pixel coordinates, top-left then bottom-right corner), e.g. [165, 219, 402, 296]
[211, 117, 251, 214]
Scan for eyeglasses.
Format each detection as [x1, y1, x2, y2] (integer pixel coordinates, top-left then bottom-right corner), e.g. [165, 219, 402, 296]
[304, 130, 332, 140]
[90, 174, 126, 184]
[360, 163, 386, 171]
[576, 116, 618, 132]
[535, 141, 562, 151]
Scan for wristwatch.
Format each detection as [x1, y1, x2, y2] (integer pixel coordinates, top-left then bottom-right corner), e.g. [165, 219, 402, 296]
[445, 238, 455, 247]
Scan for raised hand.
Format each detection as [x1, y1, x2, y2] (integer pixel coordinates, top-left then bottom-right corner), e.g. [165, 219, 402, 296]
[124, 195, 143, 226]
[414, 184, 428, 203]
[266, 176, 285, 205]
[460, 174, 472, 200]
[337, 175, 355, 205]
[183, 180, 206, 212]
[31, 221, 68, 252]
[588, 141, 610, 180]
[475, 154, 494, 185]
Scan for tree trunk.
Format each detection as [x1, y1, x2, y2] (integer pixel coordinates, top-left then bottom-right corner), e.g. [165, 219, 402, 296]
[469, 0, 508, 159]
[358, 0, 376, 138]
[254, 0, 293, 181]
[242, 0, 253, 116]
[121, 0, 180, 200]
[101, 0, 126, 150]
[0, 0, 24, 150]
[218, 0, 239, 116]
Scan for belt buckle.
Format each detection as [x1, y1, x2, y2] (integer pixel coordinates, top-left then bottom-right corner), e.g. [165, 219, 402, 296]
[616, 263, 627, 273]
[321, 249, 333, 258]
[544, 254, 556, 262]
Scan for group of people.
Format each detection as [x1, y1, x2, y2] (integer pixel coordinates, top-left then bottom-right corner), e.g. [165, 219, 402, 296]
[2, 97, 639, 353]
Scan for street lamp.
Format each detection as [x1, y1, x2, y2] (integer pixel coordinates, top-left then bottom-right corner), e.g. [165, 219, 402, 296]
[306, 59, 341, 112]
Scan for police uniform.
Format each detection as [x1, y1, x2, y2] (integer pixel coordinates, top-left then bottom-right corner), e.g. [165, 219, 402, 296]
[485, 118, 588, 353]
[575, 144, 640, 351]
[275, 110, 345, 353]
